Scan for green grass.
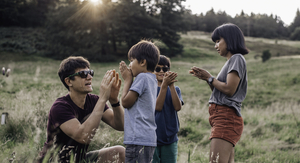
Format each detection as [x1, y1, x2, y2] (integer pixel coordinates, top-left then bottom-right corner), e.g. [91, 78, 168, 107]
[1, 31, 300, 162]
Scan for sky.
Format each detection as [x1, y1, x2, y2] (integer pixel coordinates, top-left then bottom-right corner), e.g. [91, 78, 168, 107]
[182, 0, 300, 26]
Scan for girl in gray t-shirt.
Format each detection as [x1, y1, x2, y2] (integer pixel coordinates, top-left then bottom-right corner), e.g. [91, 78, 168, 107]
[189, 23, 248, 163]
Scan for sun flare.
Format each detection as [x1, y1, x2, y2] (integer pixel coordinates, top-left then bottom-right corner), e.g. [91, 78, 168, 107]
[80, 0, 100, 5]
[89, 0, 99, 3]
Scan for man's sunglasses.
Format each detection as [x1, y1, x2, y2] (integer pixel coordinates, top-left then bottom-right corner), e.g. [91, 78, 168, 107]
[68, 70, 94, 78]
[155, 67, 169, 72]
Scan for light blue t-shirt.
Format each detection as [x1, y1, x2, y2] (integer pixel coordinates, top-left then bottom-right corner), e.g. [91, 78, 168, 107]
[123, 72, 157, 147]
[209, 54, 247, 117]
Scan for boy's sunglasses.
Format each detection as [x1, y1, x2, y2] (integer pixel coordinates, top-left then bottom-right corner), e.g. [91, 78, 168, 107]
[68, 70, 94, 78]
[155, 67, 169, 72]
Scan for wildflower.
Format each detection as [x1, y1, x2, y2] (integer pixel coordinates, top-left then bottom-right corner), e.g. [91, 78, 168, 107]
[6, 69, 10, 77]
[2, 67, 5, 75]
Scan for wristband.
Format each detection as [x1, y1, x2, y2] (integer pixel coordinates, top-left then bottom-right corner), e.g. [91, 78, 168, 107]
[111, 101, 120, 107]
[208, 76, 215, 86]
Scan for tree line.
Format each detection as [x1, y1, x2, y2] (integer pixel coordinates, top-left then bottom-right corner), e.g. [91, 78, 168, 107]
[185, 8, 300, 40]
[1, 0, 300, 61]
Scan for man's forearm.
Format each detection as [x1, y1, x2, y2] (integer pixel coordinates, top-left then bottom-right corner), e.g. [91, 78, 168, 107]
[75, 99, 107, 144]
[111, 106, 124, 131]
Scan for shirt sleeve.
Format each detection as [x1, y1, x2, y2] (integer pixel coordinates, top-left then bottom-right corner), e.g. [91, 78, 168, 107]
[50, 102, 76, 128]
[175, 86, 184, 105]
[227, 54, 246, 79]
[130, 74, 146, 96]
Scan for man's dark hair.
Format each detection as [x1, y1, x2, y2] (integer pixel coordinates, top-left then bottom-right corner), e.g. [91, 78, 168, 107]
[211, 23, 249, 55]
[157, 55, 171, 68]
[128, 40, 160, 72]
[58, 56, 90, 90]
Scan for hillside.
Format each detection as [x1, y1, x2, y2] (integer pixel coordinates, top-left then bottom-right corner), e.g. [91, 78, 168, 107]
[0, 32, 300, 162]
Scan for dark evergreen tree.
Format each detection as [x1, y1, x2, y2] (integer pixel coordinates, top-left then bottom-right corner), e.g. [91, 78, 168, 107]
[111, 0, 160, 51]
[233, 11, 249, 36]
[289, 8, 300, 39]
[216, 11, 231, 25]
[290, 27, 300, 40]
[203, 8, 218, 32]
[155, 0, 187, 56]
[0, 0, 57, 27]
[252, 14, 278, 38]
[275, 15, 289, 38]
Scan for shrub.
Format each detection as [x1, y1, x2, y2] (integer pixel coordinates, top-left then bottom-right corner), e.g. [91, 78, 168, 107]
[261, 49, 271, 62]
[290, 27, 300, 40]
[0, 119, 28, 143]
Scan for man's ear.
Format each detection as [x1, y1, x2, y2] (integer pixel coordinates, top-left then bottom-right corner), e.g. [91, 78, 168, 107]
[64, 77, 72, 87]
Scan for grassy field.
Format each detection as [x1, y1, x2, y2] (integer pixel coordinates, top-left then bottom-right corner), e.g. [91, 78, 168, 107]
[0, 31, 300, 162]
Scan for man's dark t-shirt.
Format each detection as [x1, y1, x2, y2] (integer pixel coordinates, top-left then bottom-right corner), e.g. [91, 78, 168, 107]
[38, 94, 108, 162]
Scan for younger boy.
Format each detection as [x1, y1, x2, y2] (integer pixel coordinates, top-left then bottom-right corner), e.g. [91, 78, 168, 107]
[119, 40, 160, 163]
[153, 55, 184, 163]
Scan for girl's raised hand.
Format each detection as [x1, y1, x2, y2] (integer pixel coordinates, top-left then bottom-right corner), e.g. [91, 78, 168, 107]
[189, 66, 212, 81]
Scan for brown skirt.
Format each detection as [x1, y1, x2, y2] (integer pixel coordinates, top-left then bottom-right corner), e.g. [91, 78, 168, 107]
[208, 103, 244, 146]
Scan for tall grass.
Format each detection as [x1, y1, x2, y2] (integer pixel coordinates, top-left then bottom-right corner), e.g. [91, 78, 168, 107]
[1, 32, 300, 162]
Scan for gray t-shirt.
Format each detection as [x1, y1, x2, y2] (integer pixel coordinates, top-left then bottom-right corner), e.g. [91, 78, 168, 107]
[124, 72, 157, 146]
[209, 54, 247, 117]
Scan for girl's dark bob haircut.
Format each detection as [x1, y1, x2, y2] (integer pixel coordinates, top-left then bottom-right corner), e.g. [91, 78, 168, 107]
[211, 23, 249, 55]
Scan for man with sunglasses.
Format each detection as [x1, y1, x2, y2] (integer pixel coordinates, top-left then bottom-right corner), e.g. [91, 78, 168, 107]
[37, 56, 125, 163]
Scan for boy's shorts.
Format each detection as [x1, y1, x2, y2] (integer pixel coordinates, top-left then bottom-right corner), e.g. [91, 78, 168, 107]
[209, 103, 244, 146]
[152, 141, 178, 163]
[125, 145, 155, 163]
